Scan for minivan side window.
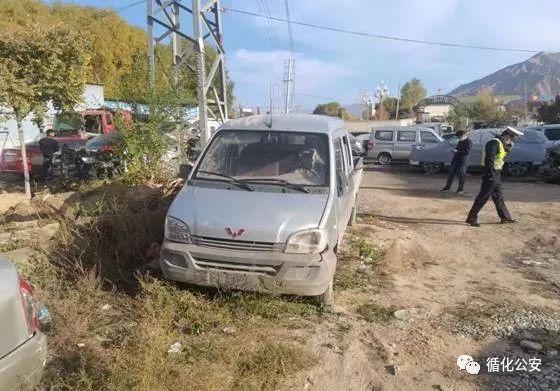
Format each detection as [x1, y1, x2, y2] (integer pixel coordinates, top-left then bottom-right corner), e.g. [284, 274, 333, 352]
[341, 135, 353, 173]
[397, 131, 416, 142]
[334, 139, 346, 194]
[421, 131, 440, 143]
[375, 131, 393, 141]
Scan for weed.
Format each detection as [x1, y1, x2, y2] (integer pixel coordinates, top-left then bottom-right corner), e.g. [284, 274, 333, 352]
[357, 239, 383, 263]
[357, 303, 395, 324]
[0, 238, 24, 252]
[234, 342, 315, 391]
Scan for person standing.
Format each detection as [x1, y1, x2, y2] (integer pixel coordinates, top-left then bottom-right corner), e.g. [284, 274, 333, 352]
[38, 129, 59, 183]
[465, 126, 524, 227]
[441, 130, 472, 194]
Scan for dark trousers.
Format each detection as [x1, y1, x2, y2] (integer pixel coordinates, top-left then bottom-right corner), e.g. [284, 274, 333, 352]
[443, 161, 466, 191]
[467, 173, 512, 222]
[41, 156, 53, 182]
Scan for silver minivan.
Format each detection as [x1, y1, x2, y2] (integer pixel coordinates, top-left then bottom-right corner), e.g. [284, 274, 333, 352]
[367, 126, 442, 164]
[160, 114, 362, 304]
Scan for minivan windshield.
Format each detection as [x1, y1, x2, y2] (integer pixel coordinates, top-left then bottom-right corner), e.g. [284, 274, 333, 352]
[195, 130, 329, 186]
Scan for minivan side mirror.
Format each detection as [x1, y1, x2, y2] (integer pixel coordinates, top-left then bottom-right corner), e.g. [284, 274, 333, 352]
[179, 163, 192, 179]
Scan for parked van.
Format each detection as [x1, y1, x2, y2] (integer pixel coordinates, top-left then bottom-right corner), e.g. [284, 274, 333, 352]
[367, 126, 442, 164]
[160, 114, 363, 304]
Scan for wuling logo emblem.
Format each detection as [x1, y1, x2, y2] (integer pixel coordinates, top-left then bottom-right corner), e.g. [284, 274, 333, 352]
[226, 228, 245, 239]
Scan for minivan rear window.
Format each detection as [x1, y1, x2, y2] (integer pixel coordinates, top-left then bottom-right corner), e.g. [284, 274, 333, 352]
[375, 131, 393, 141]
[195, 130, 329, 186]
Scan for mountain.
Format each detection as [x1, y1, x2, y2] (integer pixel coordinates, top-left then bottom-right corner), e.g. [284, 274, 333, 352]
[450, 52, 560, 97]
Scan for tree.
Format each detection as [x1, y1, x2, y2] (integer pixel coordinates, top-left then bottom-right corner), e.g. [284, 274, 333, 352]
[313, 102, 348, 119]
[537, 95, 560, 124]
[400, 78, 427, 117]
[0, 26, 89, 198]
[375, 97, 399, 120]
[448, 91, 509, 130]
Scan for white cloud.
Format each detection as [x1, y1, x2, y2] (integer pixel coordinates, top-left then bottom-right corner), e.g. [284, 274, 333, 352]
[229, 49, 353, 107]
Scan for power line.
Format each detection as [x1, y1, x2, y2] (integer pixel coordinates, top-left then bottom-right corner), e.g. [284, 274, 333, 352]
[283, 0, 294, 55]
[223, 7, 544, 53]
[117, 0, 145, 12]
[255, 0, 276, 49]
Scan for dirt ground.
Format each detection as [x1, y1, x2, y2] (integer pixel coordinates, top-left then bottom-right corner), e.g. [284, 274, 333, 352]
[282, 166, 560, 391]
[1, 167, 559, 390]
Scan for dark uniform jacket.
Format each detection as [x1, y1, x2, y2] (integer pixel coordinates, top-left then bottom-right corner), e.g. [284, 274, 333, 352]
[39, 137, 59, 158]
[451, 138, 472, 166]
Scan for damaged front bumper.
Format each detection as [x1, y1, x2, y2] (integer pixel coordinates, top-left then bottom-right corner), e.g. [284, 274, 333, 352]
[159, 240, 337, 296]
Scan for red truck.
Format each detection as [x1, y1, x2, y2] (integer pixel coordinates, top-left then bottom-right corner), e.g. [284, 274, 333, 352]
[0, 109, 131, 176]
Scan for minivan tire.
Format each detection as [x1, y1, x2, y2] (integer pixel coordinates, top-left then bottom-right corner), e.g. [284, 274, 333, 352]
[377, 153, 392, 165]
[315, 279, 334, 306]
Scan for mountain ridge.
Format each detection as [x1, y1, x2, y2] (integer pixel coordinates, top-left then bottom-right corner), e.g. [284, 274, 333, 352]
[450, 52, 560, 97]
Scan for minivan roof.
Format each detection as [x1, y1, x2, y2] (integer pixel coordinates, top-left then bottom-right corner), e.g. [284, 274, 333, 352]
[220, 114, 345, 135]
[373, 126, 435, 131]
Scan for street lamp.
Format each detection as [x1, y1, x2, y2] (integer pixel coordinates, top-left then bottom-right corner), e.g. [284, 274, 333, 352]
[375, 80, 389, 103]
[361, 93, 375, 120]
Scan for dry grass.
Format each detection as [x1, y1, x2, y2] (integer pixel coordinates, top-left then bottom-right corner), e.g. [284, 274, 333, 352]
[357, 303, 395, 324]
[18, 182, 320, 391]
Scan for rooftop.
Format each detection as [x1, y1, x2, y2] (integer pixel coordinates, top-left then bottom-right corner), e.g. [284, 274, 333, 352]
[220, 114, 345, 134]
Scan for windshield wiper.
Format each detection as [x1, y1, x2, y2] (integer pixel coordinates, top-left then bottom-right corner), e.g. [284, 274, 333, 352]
[238, 178, 310, 193]
[196, 170, 254, 191]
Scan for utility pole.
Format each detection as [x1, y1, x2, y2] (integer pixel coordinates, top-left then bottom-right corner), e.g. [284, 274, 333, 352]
[395, 83, 401, 120]
[283, 58, 294, 113]
[147, 0, 228, 147]
[524, 81, 528, 122]
[269, 82, 274, 114]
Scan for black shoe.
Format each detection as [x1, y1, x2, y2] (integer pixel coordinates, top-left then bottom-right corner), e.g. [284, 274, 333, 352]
[465, 219, 480, 227]
[440, 187, 450, 192]
[500, 219, 518, 224]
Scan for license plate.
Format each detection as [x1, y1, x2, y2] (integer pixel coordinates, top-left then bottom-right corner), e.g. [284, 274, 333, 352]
[410, 160, 420, 165]
[209, 271, 250, 290]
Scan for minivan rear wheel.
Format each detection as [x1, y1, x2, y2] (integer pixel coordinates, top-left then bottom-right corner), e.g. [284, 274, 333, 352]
[377, 152, 392, 165]
[315, 279, 334, 306]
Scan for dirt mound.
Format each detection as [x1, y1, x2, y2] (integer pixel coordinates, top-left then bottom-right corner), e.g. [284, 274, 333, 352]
[0, 199, 56, 223]
[382, 238, 435, 274]
[525, 231, 560, 252]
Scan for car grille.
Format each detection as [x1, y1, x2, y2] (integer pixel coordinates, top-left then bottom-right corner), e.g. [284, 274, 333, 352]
[192, 257, 280, 276]
[192, 236, 282, 252]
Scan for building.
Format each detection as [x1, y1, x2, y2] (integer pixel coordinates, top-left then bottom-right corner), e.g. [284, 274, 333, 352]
[414, 95, 458, 123]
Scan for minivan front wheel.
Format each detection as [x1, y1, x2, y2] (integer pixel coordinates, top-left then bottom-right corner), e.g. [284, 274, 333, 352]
[315, 279, 334, 306]
[377, 153, 392, 165]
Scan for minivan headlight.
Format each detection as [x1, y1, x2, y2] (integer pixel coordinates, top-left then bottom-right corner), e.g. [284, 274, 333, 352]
[165, 216, 191, 243]
[285, 228, 327, 254]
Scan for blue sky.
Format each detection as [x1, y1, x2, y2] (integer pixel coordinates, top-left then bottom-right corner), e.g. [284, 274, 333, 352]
[49, 0, 560, 111]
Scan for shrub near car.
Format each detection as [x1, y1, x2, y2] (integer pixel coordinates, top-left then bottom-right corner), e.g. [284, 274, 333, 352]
[0, 259, 48, 390]
[160, 114, 362, 305]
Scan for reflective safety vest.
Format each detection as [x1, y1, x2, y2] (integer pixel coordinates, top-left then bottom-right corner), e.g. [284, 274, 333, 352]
[481, 138, 507, 170]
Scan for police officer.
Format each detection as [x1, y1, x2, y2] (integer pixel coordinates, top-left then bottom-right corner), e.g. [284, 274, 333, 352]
[38, 129, 59, 183]
[441, 130, 472, 195]
[465, 126, 524, 227]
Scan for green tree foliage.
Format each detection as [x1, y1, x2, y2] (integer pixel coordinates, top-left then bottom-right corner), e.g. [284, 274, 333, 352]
[448, 91, 509, 129]
[0, 0, 234, 106]
[0, 25, 89, 198]
[375, 97, 399, 120]
[313, 102, 348, 119]
[537, 95, 560, 124]
[400, 78, 427, 117]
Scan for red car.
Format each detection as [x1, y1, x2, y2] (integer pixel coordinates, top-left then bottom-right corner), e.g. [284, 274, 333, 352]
[0, 136, 86, 177]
